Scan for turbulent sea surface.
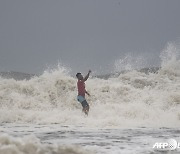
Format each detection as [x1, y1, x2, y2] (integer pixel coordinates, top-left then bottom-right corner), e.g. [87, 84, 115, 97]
[0, 44, 180, 154]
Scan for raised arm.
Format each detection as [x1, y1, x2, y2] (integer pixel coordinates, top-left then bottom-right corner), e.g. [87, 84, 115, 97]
[83, 70, 91, 81]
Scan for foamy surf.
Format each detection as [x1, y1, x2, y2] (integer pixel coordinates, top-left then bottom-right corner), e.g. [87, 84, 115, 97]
[0, 43, 179, 128]
[0, 133, 91, 154]
[1, 124, 180, 154]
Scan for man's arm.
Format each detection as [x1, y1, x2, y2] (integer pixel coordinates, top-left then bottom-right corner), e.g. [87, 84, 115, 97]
[83, 70, 91, 81]
[85, 90, 90, 96]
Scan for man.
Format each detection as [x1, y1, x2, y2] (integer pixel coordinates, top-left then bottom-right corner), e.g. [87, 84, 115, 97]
[76, 70, 91, 115]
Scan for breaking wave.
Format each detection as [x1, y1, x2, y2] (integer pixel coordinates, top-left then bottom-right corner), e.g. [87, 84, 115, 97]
[0, 43, 179, 128]
[0, 134, 90, 154]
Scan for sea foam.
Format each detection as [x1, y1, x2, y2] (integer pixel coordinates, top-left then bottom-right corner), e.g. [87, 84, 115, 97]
[0, 43, 179, 128]
[0, 134, 90, 154]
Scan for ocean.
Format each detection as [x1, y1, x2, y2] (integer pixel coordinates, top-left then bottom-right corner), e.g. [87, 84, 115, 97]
[0, 44, 180, 154]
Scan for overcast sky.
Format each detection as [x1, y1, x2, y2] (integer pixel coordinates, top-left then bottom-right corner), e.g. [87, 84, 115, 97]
[0, 0, 180, 75]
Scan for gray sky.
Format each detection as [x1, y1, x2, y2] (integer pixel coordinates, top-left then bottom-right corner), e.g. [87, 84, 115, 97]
[0, 0, 180, 75]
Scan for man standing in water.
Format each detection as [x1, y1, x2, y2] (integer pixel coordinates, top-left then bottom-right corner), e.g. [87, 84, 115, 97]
[76, 70, 91, 115]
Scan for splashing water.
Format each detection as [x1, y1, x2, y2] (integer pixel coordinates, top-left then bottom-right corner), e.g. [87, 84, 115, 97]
[0, 43, 179, 128]
[114, 53, 146, 72]
[159, 42, 180, 77]
[0, 134, 91, 154]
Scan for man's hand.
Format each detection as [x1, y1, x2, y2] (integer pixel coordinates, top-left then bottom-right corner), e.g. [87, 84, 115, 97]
[83, 70, 92, 81]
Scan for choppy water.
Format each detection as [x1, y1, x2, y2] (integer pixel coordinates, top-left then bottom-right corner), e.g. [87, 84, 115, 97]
[1, 124, 180, 154]
[0, 43, 179, 153]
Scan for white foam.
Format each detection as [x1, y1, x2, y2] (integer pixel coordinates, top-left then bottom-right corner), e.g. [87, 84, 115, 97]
[0, 134, 90, 154]
[0, 43, 179, 128]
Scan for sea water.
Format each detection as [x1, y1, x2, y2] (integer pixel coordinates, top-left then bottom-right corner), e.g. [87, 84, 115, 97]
[1, 124, 180, 154]
[0, 43, 180, 154]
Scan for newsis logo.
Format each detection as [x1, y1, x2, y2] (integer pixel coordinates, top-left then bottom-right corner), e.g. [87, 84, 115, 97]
[153, 139, 180, 151]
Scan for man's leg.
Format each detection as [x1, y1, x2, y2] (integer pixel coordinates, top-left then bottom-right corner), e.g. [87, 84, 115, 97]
[81, 100, 89, 115]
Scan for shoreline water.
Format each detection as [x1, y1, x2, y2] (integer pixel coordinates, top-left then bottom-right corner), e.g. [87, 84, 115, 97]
[1, 124, 180, 154]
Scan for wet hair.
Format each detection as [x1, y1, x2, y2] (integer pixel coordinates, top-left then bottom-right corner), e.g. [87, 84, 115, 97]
[76, 73, 81, 78]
